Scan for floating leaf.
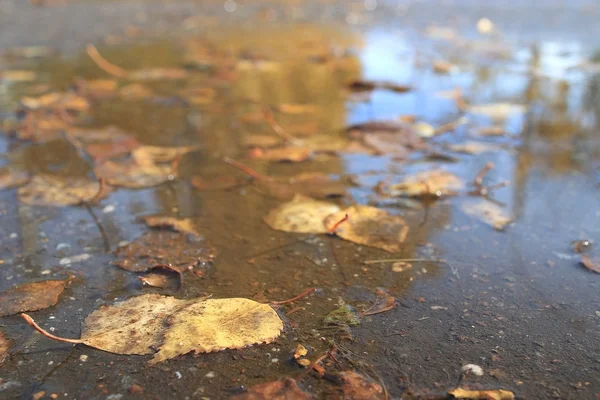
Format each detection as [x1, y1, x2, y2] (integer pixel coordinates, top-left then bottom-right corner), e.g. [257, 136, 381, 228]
[461, 199, 511, 231]
[114, 231, 215, 272]
[260, 173, 346, 200]
[16, 110, 70, 142]
[467, 103, 526, 121]
[580, 255, 600, 274]
[0, 331, 10, 365]
[334, 371, 385, 400]
[150, 297, 283, 364]
[249, 146, 311, 162]
[0, 280, 66, 317]
[139, 271, 179, 289]
[142, 216, 200, 238]
[388, 170, 464, 197]
[432, 60, 456, 74]
[264, 194, 341, 234]
[346, 121, 427, 156]
[0, 166, 29, 189]
[346, 80, 412, 94]
[18, 175, 105, 206]
[275, 103, 317, 115]
[446, 141, 502, 155]
[449, 387, 514, 400]
[68, 125, 140, 162]
[361, 289, 396, 316]
[232, 378, 312, 400]
[324, 206, 409, 253]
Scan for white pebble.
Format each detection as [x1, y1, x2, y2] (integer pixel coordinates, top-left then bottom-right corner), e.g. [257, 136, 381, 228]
[79, 355, 88, 362]
[175, 371, 182, 379]
[205, 371, 215, 378]
[59, 254, 90, 265]
[56, 243, 70, 251]
[9, 233, 17, 239]
[102, 205, 115, 214]
[271, 358, 279, 363]
[461, 364, 484, 376]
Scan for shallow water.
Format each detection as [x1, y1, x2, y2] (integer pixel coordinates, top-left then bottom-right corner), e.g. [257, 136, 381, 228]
[0, 1, 600, 399]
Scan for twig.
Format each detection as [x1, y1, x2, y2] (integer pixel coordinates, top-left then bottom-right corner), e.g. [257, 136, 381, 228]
[21, 314, 83, 344]
[262, 106, 301, 145]
[363, 258, 446, 265]
[223, 157, 273, 181]
[83, 202, 110, 252]
[170, 153, 182, 179]
[270, 288, 315, 305]
[328, 213, 349, 234]
[474, 162, 494, 187]
[86, 44, 129, 78]
[87, 178, 105, 204]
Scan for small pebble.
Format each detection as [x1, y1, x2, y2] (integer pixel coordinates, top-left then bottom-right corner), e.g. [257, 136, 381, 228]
[461, 364, 484, 376]
[271, 358, 279, 363]
[79, 355, 88, 362]
[102, 205, 115, 214]
[9, 233, 17, 239]
[59, 253, 90, 265]
[205, 371, 215, 378]
[56, 243, 70, 251]
[175, 371, 182, 379]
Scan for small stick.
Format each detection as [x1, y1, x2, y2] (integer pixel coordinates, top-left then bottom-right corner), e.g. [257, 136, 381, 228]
[286, 306, 301, 315]
[363, 258, 446, 265]
[21, 314, 84, 344]
[262, 106, 301, 145]
[223, 157, 273, 181]
[474, 162, 494, 187]
[328, 213, 349, 234]
[270, 288, 315, 305]
[87, 178, 105, 204]
[83, 202, 110, 252]
[86, 44, 129, 78]
[170, 153, 182, 178]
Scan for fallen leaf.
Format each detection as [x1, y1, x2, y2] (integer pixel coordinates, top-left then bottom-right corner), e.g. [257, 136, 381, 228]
[461, 199, 511, 231]
[191, 175, 245, 191]
[361, 289, 396, 316]
[324, 206, 409, 253]
[114, 231, 215, 272]
[446, 141, 502, 155]
[139, 272, 179, 289]
[150, 297, 283, 364]
[412, 122, 436, 138]
[0, 166, 29, 189]
[16, 110, 70, 142]
[232, 378, 312, 400]
[467, 103, 526, 121]
[20, 92, 89, 112]
[0, 280, 66, 316]
[249, 146, 311, 162]
[470, 126, 506, 136]
[243, 135, 282, 148]
[392, 262, 412, 272]
[324, 304, 360, 326]
[388, 170, 465, 197]
[129, 68, 190, 81]
[294, 344, 308, 359]
[133, 145, 196, 165]
[18, 175, 105, 206]
[142, 216, 200, 237]
[580, 255, 600, 273]
[74, 79, 118, 98]
[432, 60, 456, 74]
[449, 387, 514, 400]
[68, 125, 140, 162]
[264, 195, 341, 234]
[0, 330, 10, 365]
[346, 121, 427, 156]
[275, 103, 317, 115]
[333, 371, 385, 400]
[180, 86, 216, 105]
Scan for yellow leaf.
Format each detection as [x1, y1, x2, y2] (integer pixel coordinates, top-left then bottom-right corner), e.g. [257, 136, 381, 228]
[449, 387, 514, 400]
[264, 194, 341, 234]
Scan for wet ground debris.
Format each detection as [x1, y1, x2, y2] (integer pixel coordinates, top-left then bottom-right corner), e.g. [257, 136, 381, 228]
[263, 195, 341, 234]
[21, 294, 283, 364]
[18, 175, 108, 207]
[141, 215, 200, 238]
[231, 378, 312, 400]
[360, 288, 396, 316]
[0, 280, 68, 316]
[0, 330, 11, 366]
[328, 371, 386, 400]
[579, 255, 600, 273]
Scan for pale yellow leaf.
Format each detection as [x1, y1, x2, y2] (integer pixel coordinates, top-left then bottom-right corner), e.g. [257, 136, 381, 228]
[264, 194, 341, 234]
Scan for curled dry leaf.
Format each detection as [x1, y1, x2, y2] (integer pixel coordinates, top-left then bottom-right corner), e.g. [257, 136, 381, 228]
[114, 231, 215, 272]
[333, 371, 385, 400]
[139, 272, 177, 289]
[0, 166, 29, 189]
[294, 344, 308, 359]
[449, 387, 514, 400]
[0, 280, 66, 316]
[264, 194, 341, 234]
[580, 255, 600, 274]
[249, 146, 311, 162]
[388, 169, 465, 197]
[142, 216, 200, 238]
[461, 199, 511, 231]
[22, 294, 283, 364]
[0, 330, 10, 365]
[18, 175, 106, 206]
[324, 206, 409, 253]
[232, 378, 312, 400]
[361, 289, 396, 316]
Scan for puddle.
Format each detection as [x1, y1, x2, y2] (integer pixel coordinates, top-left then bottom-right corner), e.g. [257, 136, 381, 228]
[0, 1, 599, 399]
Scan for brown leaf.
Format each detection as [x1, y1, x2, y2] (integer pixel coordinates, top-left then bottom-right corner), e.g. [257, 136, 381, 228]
[449, 387, 514, 400]
[580, 255, 600, 273]
[0, 166, 29, 189]
[249, 146, 311, 162]
[446, 141, 502, 155]
[232, 378, 312, 400]
[20, 92, 89, 112]
[16, 110, 70, 143]
[324, 206, 409, 253]
[389, 170, 465, 197]
[0, 330, 10, 365]
[113, 231, 215, 273]
[119, 83, 154, 100]
[0, 280, 66, 316]
[139, 272, 178, 289]
[361, 289, 396, 316]
[74, 79, 118, 98]
[243, 135, 282, 148]
[68, 125, 140, 162]
[142, 216, 200, 238]
[333, 371, 385, 400]
[347, 80, 412, 94]
[264, 194, 341, 234]
[18, 175, 107, 206]
[128, 68, 189, 81]
[346, 121, 427, 156]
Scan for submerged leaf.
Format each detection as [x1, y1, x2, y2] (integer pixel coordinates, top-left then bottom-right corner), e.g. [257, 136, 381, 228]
[361, 289, 396, 316]
[150, 298, 283, 364]
[389, 170, 464, 197]
[449, 387, 514, 400]
[0, 280, 66, 316]
[18, 175, 105, 206]
[324, 304, 360, 326]
[114, 231, 215, 273]
[467, 103, 526, 121]
[447, 141, 502, 155]
[0, 166, 29, 189]
[324, 206, 409, 253]
[258, 173, 346, 200]
[334, 371, 385, 400]
[142, 216, 200, 238]
[580, 255, 600, 274]
[461, 199, 511, 231]
[264, 194, 341, 234]
[249, 146, 312, 162]
[232, 378, 312, 400]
